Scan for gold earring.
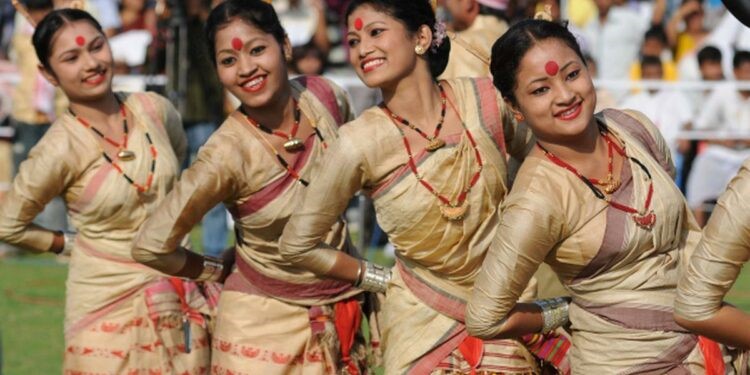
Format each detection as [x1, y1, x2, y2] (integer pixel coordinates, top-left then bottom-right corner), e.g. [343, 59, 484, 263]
[415, 45, 426, 55]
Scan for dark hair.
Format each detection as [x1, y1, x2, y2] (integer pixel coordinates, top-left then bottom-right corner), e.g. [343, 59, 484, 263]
[734, 50, 750, 69]
[32, 8, 104, 72]
[640, 55, 663, 70]
[697, 45, 722, 65]
[22, 0, 53, 11]
[643, 25, 667, 45]
[344, 0, 451, 78]
[205, 0, 286, 65]
[490, 19, 585, 106]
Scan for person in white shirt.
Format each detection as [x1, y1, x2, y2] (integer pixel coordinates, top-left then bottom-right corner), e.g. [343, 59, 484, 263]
[687, 50, 750, 225]
[582, 0, 652, 84]
[620, 56, 693, 160]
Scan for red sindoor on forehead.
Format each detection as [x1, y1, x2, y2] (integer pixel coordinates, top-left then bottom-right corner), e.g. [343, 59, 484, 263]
[354, 18, 363, 31]
[231, 37, 243, 51]
[75, 36, 85, 46]
[545, 61, 559, 76]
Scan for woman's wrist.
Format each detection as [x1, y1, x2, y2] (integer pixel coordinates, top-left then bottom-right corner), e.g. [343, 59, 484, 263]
[353, 260, 391, 293]
[533, 297, 570, 333]
[195, 255, 224, 282]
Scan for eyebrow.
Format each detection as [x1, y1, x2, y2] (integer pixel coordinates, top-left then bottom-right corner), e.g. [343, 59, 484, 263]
[56, 35, 104, 59]
[526, 60, 578, 87]
[346, 21, 387, 37]
[217, 37, 263, 54]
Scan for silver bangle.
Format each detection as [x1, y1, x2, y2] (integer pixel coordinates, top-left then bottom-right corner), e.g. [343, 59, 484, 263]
[355, 261, 391, 293]
[55, 231, 75, 256]
[195, 256, 224, 282]
[533, 297, 569, 333]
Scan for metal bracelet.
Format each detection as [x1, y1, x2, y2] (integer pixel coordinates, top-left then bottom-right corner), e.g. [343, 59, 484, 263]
[53, 231, 75, 256]
[195, 256, 224, 282]
[533, 297, 569, 333]
[356, 261, 391, 293]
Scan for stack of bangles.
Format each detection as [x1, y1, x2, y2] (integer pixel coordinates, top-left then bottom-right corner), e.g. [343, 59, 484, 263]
[195, 255, 224, 282]
[533, 296, 570, 333]
[353, 260, 391, 293]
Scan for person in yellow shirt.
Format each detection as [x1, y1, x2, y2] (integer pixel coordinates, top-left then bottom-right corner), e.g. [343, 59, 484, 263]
[630, 25, 678, 81]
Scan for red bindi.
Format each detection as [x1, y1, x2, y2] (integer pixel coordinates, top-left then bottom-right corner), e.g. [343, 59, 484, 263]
[545, 61, 559, 76]
[231, 37, 243, 51]
[354, 18, 363, 31]
[75, 36, 85, 46]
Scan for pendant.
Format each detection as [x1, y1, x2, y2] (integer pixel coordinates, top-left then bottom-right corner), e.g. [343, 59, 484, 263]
[118, 149, 136, 161]
[632, 210, 656, 230]
[440, 202, 467, 221]
[425, 137, 446, 152]
[283, 138, 305, 152]
[601, 179, 621, 194]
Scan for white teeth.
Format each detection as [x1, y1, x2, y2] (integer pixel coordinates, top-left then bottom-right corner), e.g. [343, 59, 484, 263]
[561, 104, 578, 117]
[245, 76, 265, 88]
[363, 59, 384, 69]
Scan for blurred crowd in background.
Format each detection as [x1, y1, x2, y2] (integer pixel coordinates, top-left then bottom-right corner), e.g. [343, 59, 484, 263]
[0, 0, 748, 256]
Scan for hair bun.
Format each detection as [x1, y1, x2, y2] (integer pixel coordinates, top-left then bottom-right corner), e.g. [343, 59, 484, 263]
[534, 5, 553, 21]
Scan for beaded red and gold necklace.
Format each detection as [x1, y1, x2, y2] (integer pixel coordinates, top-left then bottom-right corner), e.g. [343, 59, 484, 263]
[384, 94, 484, 221]
[380, 83, 448, 152]
[72, 100, 157, 193]
[537, 130, 656, 229]
[248, 99, 305, 152]
[241, 103, 327, 187]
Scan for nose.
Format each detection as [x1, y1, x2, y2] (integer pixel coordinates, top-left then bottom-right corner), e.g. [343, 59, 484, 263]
[81, 50, 100, 71]
[555, 80, 577, 107]
[357, 37, 374, 59]
[237, 54, 258, 77]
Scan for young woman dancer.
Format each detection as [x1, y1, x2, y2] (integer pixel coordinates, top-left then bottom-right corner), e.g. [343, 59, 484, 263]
[0, 9, 211, 373]
[465, 17, 736, 373]
[675, 158, 750, 351]
[279, 1, 572, 373]
[131, 0, 366, 373]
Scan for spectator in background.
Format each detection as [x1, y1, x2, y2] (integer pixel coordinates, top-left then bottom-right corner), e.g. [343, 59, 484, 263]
[687, 51, 750, 226]
[289, 41, 327, 75]
[54, 0, 122, 37]
[582, 0, 656, 83]
[440, 0, 508, 79]
[620, 56, 693, 181]
[630, 25, 678, 81]
[183, 0, 228, 257]
[10, 0, 68, 232]
[678, 45, 724, 193]
[697, 44, 724, 81]
[667, 0, 709, 63]
[584, 54, 616, 111]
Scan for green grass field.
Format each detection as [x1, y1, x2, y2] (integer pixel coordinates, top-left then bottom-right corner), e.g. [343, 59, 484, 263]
[1, 250, 748, 374]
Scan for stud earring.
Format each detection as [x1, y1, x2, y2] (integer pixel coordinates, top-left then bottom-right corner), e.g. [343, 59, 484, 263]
[415, 45, 426, 55]
[514, 112, 525, 122]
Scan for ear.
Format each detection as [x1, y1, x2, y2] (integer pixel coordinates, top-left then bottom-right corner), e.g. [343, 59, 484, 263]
[415, 24, 433, 53]
[504, 97, 525, 121]
[38, 64, 60, 87]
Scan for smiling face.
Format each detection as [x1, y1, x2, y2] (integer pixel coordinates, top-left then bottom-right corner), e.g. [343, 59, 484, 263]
[511, 38, 596, 144]
[214, 17, 291, 109]
[346, 5, 423, 89]
[40, 20, 113, 103]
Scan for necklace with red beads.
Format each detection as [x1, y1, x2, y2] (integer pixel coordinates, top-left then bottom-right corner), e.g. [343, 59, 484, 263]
[241, 103, 328, 187]
[380, 83, 448, 152]
[537, 129, 656, 229]
[71, 99, 157, 193]
[247, 99, 306, 152]
[384, 92, 484, 221]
